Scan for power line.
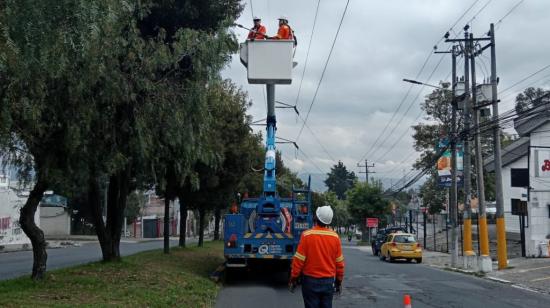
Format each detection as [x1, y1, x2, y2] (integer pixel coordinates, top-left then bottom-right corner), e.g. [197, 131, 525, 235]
[298, 147, 327, 174]
[298, 115, 337, 162]
[496, 0, 525, 27]
[358, 1, 483, 165]
[370, 54, 447, 162]
[249, 0, 254, 19]
[294, 0, 321, 111]
[388, 92, 550, 193]
[499, 64, 550, 95]
[463, 0, 493, 27]
[295, 0, 351, 143]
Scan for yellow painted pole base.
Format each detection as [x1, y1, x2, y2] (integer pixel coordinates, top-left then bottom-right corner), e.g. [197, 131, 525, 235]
[496, 217, 508, 269]
[463, 218, 474, 255]
[479, 216, 490, 256]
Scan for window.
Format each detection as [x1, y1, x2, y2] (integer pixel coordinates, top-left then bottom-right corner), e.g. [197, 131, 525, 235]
[511, 169, 528, 187]
[393, 235, 416, 243]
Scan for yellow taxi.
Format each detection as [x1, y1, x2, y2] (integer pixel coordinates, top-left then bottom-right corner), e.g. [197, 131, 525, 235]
[379, 232, 422, 263]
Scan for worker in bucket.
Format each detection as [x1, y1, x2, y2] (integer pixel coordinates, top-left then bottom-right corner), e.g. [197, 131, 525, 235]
[247, 16, 267, 40]
[274, 15, 297, 46]
[289, 205, 345, 308]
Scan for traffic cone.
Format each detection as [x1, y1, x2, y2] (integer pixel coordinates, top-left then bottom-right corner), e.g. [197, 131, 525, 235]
[403, 294, 412, 308]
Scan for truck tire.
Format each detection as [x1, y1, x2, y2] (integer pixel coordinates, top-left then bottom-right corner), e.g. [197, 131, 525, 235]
[416, 258, 422, 264]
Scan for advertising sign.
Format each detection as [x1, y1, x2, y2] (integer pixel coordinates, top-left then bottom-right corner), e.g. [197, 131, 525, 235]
[437, 138, 463, 187]
[535, 150, 550, 178]
[366, 218, 379, 228]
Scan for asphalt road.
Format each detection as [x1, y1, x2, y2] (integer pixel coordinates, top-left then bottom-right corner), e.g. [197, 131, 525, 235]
[215, 240, 550, 308]
[0, 239, 179, 280]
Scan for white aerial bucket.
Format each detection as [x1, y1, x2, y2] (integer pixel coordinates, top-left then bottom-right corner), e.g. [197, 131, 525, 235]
[239, 40, 295, 84]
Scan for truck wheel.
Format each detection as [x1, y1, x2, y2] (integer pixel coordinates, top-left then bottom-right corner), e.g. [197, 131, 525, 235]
[416, 258, 422, 264]
[388, 253, 394, 262]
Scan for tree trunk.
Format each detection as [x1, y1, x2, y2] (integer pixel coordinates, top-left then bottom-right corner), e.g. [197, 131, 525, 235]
[90, 167, 130, 262]
[19, 176, 48, 280]
[198, 207, 205, 247]
[213, 207, 221, 241]
[178, 193, 188, 247]
[164, 196, 170, 254]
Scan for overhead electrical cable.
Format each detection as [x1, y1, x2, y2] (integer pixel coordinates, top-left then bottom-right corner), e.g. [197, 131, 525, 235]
[295, 0, 351, 143]
[294, 0, 321, 111]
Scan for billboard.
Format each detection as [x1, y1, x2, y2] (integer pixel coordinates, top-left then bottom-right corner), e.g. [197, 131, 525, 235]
[436, 138, 463, 187]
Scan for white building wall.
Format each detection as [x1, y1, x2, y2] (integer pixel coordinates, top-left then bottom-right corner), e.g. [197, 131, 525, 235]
[502, 156, 528, 233]
[0, 187, 39, 247]
[526, 122, 550, 256]
[40, 206, 71, 236]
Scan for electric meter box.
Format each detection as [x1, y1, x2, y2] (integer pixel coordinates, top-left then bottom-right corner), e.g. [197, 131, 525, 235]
[240, 40, 294, 84]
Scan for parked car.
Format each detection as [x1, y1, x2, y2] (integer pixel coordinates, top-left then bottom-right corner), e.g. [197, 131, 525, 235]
[379, 232, 422, 263]
[371, 226, 408, 256]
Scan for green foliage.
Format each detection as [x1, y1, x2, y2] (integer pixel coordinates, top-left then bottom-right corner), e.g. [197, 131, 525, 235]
[515, 87, 550, 114]
[419, 172, 447, 214]
[324, 161, 357, 200]
[346, 182, 390, 227]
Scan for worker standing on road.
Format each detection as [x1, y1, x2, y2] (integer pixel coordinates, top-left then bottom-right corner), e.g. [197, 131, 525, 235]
[274, 16, 297, 46]
[247, 16, 267, 40]
[289, 205, 345, 308]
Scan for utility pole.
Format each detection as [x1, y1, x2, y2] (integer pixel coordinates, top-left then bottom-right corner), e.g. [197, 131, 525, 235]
[450, 45, 460, 267]
[357, 160, 375, 184]
[434, 44, 460, 267]
[470, 33, 490, 257]
[490, 23, 508, 269]
[462, 26, 474, 256]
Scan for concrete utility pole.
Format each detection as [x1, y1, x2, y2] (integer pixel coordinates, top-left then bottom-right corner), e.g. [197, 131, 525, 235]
[489, 23, 508, 269]
[435, 45, 460, 267]
[462, 26, 474, 256]
[470, 33, 490, 258]
[450, 45, 460, 267]
[357, 160, 375, 184]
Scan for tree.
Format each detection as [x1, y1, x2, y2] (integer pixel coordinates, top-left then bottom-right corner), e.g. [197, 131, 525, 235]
[419, 174, 447, 214]
[515, 87, 550, 114]
[346, 182, 390, 228]
[324, 161, 357, 200]
[0, 0, 126, 279]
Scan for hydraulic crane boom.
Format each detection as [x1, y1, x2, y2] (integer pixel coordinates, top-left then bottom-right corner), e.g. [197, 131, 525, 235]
[263, 84, 277, 195]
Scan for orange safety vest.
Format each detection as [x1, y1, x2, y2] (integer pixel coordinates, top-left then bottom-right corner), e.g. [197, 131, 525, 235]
[291, 225, 345, 281]
[275, 24, 294, 40]
[248, 25, 267, 40]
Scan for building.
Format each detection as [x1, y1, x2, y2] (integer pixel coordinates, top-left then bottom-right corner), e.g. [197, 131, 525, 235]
[486, 101, 550, 257]
[0, 174, 38, 250]
[40, 193, 71, 236]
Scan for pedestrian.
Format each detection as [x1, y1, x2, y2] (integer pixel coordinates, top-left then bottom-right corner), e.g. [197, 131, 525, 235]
[274, 15, 297, 46]
[247, 16, 267, 40]
[289, 205, 345, 308]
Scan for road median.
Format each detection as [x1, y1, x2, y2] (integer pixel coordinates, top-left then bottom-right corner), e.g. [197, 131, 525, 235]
[0, 241, 224, 307]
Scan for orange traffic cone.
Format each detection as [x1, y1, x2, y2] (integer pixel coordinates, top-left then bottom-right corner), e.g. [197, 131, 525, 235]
[403, 294, 412, 308]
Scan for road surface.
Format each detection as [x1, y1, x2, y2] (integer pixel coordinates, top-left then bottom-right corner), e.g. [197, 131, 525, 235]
[216, 240, 550, 307]
[0, 239, 179, 280]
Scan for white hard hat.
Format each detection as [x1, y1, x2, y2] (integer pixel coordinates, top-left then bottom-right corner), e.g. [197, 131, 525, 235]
[278, 15, 288, 21]
[316, 205, 334, 225]
[253, 16, 261, 21]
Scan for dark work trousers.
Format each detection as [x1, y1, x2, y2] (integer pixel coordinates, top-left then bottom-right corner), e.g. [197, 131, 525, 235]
[301, 275, 335, 308]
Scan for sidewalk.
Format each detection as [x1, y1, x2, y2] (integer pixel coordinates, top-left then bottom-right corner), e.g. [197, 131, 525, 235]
[423, 249, 550, 295]
[1, 235, 200, 253]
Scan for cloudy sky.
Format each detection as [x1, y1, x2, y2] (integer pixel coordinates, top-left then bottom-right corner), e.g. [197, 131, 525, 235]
[221, 0, 550, 189]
